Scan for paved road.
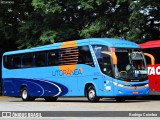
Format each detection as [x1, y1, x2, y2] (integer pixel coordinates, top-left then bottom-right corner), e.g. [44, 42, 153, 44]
[0, 96, 160, 111]
[0, 96, 160, 120]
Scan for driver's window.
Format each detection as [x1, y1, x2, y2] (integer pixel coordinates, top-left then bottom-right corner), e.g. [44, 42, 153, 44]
[93, 45, 113, 77]
[99, 54, 113, 77]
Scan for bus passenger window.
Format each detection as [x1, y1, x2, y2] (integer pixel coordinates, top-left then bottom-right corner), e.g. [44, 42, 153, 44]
[78, 46, 94, 67]
[3, 55, 13, 69]
[22, 53, 33, 68]
[48, 51, 59, 66]
[13, 55, 21, 69]
[35, 52, 46, 67]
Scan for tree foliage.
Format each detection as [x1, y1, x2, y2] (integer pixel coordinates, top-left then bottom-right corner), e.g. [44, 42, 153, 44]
[0, 0, 160, 50]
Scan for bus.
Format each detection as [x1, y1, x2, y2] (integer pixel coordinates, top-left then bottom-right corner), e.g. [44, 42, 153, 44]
[139, 40, 160, 95]
[2, 38, 149, 102]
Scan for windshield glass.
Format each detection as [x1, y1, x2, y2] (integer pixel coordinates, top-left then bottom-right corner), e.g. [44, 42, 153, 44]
[115, 48, 148, 81]
[93, 45, 148, 81]
[92, 45, 113, 77]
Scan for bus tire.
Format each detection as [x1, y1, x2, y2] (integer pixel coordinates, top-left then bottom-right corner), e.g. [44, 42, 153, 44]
[115, 97, 125, 102]
[21, 87, 35, 101]
[44, 97, 58, 102]
[87, 86, 100, 102]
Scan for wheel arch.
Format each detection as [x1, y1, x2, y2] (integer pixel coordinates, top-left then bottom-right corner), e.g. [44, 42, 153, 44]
[20, 84, 28, 95]
[84, 83, 97, 96]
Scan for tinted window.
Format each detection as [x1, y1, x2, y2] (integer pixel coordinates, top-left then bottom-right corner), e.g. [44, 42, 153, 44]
[59, 47, 78, 65]
[78, 46, 94, 67]
[3, 55, 13, 69]
[22, 53, 33, 68]
[47, 46, 94, 67]
[48, 50, 59, 66]
[13, 55, 21, 69]
[99, 54, 112, 77]
[3, 46, 94, 69]
[35, 52, 46, 67]
[93, 45, 112, 76]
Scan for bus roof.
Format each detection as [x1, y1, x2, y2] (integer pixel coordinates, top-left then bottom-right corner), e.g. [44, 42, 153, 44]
[3, 38, 140, 55]
[139, 40, 160, 49]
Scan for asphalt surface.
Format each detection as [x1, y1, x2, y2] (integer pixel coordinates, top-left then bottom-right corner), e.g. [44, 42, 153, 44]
[0, 96, 160, 120]
[0, 96, 160, 111]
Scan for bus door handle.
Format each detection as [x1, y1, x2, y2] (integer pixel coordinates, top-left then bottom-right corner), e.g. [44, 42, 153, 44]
[93, 78, 98, 80]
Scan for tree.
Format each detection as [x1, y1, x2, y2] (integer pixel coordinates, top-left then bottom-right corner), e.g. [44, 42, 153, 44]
[31, 0, 160, 44]
[137, 0, 160, 42]
[0, 1, 17, 51]
[31, 0, 124, 42]
[1, 0, 160, 50]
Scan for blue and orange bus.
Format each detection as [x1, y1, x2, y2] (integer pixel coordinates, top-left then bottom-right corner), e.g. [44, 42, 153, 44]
[2, 38, 149, 102]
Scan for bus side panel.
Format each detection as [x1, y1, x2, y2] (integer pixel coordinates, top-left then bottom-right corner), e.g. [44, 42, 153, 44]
[148, 64, 160, 93]
[2, 64, 99, 97]
[2, 78, 19, 96]
[2, 67, 69, 97]
[97, 76, 114, 97]
[2, 78, 69, 97]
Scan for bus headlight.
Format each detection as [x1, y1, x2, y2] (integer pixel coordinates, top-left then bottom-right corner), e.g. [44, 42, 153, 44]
[117, 84, 124, 88]
[144, 84, 149, 87]
[112, 82, 124, 88]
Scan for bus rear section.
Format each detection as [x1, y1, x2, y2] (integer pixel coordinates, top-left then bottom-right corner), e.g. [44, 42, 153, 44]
[139, 40, 160, 95]
[2, 38, 149, 102]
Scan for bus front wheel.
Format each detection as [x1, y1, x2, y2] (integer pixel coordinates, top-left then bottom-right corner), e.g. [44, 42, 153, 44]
[21, 87, 35, 101]
[87, 86, 100, 102]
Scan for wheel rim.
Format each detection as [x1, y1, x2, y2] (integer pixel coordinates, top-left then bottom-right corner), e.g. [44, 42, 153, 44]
[88, 89, 95, 100]
[22, 90, 28, 99]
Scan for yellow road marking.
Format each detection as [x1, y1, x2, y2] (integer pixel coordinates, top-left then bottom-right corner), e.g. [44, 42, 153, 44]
[0, 96, 9, 98]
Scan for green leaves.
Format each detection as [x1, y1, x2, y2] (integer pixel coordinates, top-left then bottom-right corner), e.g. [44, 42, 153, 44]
[40, 30, 56, 43]
[0, 0, 160, 51]
[80, 20, 104, 38]
[32, 0, 62, 14]
[81, 0, 95, 10]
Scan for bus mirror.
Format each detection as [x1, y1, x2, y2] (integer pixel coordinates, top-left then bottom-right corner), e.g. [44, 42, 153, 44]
[111, 52, 117, 65]
[101, 51, 117, 65]
[144, 53, 155, 65]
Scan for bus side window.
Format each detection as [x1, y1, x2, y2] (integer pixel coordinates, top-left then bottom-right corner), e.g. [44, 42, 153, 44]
[22, 53, 34, 68]
[78, 46, 94, 67]
[3, 55, 13, 69]
[100, 54, 112, 77]
[12, 55, 21, 69]
[48, 50, 59, 66]
[35, 52, 46, 67]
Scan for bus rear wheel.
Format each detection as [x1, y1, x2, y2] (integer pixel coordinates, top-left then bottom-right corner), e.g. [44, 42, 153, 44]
[21, 87, 35, 101]
[44, 97, 58, 102]
[87, 86, 100, 102]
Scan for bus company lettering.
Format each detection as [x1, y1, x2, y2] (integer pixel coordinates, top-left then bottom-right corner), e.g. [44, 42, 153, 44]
[52, 68, 83, 76]
[148, 66, 160, 75]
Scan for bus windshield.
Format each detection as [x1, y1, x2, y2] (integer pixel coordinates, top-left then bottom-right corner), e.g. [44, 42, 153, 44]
[115, 48, 148, 81]
[93, 45, 148, 81]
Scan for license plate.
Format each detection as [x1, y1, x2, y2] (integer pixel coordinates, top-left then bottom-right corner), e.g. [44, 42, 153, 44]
[133, 91, 138, 94]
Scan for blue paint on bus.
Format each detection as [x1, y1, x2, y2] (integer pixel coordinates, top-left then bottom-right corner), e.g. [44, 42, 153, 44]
[2, 38, 149, 101]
